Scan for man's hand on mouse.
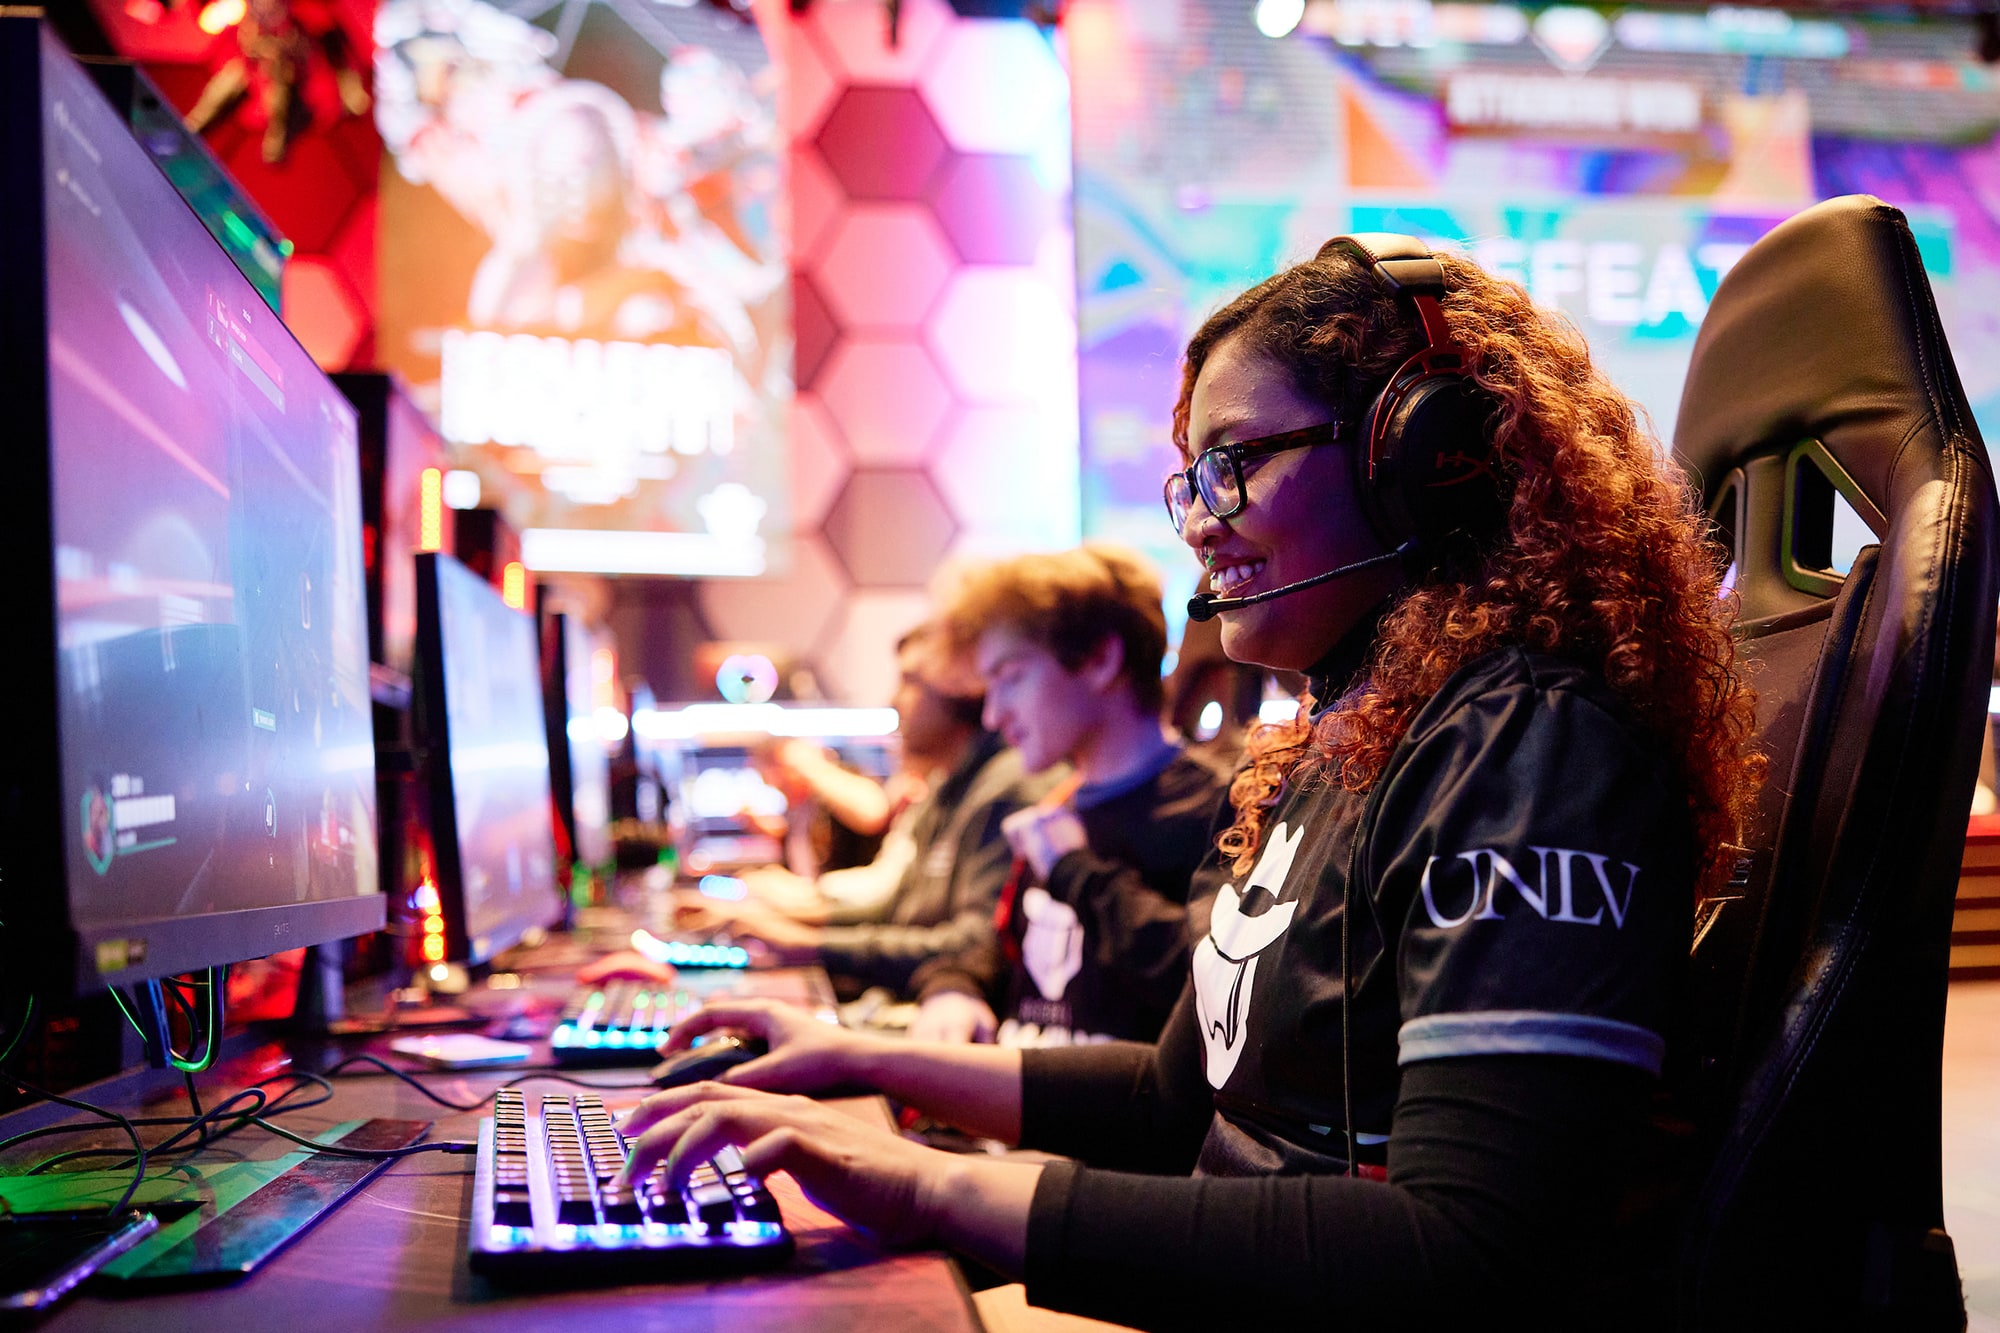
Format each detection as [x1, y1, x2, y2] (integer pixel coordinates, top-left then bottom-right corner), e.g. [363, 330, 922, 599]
[576, 950, 678, 987]
[669, 893, 822, 965]
[908, 990, 997, 1045]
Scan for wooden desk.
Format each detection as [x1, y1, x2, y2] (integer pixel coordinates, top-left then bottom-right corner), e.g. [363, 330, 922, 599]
[8, 1046, 983, 1331]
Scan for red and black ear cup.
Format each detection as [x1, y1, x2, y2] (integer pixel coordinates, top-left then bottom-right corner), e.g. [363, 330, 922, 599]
[1321, 234, 1506, 554]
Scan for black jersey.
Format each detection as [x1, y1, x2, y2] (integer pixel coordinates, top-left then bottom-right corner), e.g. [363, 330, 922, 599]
[1191, 645, 1693, 1171]
[1013, 646, 1700, 1327]
[914, 746, 1233, 1044]
[1002, 746, 1233, 1044]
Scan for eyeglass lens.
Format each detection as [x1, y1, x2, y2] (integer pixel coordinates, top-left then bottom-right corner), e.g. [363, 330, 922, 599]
[1164, 450, 1243, 532]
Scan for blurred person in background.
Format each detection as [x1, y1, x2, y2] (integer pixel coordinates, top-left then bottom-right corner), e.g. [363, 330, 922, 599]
[909, 546, 1232, 1046]
[675, 623, 1053, 1000]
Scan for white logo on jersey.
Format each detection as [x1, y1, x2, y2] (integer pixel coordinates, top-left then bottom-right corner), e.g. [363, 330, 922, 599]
[1192, 821, 1305, 1089]
[1019, 886, 1084, 1001]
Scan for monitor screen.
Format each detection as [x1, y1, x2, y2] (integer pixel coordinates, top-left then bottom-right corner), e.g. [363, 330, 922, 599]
[558, 614, 613, 867]
[335, 371, 453, 677]
[372, 0, 791, 579]
[27, 23, 381, 991]
[417, 552, 560, 962]
[379, 383, 450, 675]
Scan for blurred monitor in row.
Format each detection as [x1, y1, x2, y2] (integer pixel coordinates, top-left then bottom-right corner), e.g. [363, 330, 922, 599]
[543, 610, 613, 870]
[0, 20, 381, 999]
[411, 551, 563, 966]
[334, 370, 454, 681]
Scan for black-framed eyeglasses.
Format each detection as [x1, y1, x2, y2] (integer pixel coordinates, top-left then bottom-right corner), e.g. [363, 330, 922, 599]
[1163, 419, 1345, 533]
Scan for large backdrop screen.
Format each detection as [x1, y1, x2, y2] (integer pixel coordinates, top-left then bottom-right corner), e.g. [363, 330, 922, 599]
[373, 0, 786, 577]
[1070, 0, 2000, 619]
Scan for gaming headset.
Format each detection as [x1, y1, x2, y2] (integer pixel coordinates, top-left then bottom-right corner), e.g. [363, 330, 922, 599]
[1185, 233, 1509, 622]
[1318, 233, 1505, 552]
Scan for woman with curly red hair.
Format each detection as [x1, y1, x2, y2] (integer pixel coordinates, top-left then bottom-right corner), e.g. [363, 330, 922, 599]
[619, 236, 1761, 1329]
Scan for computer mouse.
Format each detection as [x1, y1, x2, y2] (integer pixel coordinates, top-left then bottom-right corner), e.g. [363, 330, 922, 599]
[649, 1034, 769, 1089]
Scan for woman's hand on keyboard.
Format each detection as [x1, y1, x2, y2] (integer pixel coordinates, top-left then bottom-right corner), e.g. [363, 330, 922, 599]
[662, 997, 875, 1095]
[619, 1081, 1038, 1268]
[617, 1082, 941, 1248]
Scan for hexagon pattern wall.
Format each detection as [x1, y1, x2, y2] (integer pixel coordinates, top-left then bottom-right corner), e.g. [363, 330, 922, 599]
[700, 0, 1080, 706]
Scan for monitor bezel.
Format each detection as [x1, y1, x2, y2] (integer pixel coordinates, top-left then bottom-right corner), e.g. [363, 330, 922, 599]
[413, 551, 562, 966]
[1, 19, 386, 999]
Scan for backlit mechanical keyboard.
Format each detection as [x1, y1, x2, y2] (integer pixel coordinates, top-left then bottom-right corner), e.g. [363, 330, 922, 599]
[550, 983, 703, 1066]
[469, 1091, 791, 1283]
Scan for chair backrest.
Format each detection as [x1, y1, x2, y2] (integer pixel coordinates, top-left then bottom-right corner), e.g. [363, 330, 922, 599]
[1672, 195, 1998, 1328]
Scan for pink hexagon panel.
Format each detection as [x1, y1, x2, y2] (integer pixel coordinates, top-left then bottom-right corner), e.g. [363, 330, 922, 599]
[782, 22, 841, 139]
[931, 404, 1080, 555]
[817, 205, 956, 329]
[816, 589, 936, 705]
[794, 273, 841, 391]
[791, 392, 854, 529]
[699, 532, 850, 652]
[823, 467, 959, 587]
[816, 87, 950, 202]
[808, 0, 954, 84]
[926, 154, 1056, 266]
[818, 338, 955, 465]
[927, 266, 1077, 405]
[917, 18, 1070, 156]
[789, 145, 845, 264]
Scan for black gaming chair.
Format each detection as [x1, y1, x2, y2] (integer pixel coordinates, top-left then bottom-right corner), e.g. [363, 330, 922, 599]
[1672, 195, 1999, 1328]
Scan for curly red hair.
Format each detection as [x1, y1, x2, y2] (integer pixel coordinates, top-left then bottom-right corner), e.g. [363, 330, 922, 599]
[1180, 245, 1762, 904]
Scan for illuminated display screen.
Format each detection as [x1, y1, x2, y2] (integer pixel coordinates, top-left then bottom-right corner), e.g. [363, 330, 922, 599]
[373, 1, 787, 577]
[557, 613, 613, 867]
[1070, 0, 2000, 622]
[41, 30, 378, 957]
[424, 552, 560, 960]
[380, 385, 452, 674]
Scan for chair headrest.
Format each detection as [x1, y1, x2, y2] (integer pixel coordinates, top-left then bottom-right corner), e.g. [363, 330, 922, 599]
[1673, 195, 1982, 514]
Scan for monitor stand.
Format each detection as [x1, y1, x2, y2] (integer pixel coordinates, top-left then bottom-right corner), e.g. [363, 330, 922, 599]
[288, 942, 348, 1036]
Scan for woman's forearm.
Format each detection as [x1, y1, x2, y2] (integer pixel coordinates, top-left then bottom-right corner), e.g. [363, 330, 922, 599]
[927, 1155, 1042, 1277]
[850, 1039, 1025, 1143]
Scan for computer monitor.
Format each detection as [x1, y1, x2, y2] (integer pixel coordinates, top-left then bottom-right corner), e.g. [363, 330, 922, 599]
[542, 612, 613, 869]
[0, 19, 383, 999]
[334, 371, 453, 678]
[412, 552, 562, 964]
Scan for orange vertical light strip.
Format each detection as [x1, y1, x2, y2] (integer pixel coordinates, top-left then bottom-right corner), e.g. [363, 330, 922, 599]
[590, 646, 616, 710]
[501, 561, 527, 610]
[418, 468, 444, 552]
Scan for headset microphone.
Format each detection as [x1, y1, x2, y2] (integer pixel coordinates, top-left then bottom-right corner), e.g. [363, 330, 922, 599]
[1185, 542, 1415, 623]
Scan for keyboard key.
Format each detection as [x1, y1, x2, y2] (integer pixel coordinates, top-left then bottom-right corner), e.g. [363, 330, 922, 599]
[599, 1188, 644, 1226]
[493, 1188, 533, 1226]
[645, 1188, 688, 1226]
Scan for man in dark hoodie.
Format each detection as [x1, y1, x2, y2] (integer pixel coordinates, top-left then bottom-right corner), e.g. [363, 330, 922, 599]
[910, 545, 1232, 1045]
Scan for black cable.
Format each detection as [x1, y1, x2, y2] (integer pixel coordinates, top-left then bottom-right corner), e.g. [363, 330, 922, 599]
[318, 1053, 650, 1112]
[24, 1084, 277, 1173]
[13, 1072, 333, 1175]
[240, 1118, 475, 1159]
[1, 1074, 146, 1215]
[0, 995, 37, 1070]
[183, 1071, 206, 1151]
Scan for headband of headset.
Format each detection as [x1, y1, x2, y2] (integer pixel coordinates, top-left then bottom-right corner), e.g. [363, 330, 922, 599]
[1315, 233, 1503, 550]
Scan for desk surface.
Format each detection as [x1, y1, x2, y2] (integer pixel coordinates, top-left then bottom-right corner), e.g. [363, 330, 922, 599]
[9, 1008, 985, 1330]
